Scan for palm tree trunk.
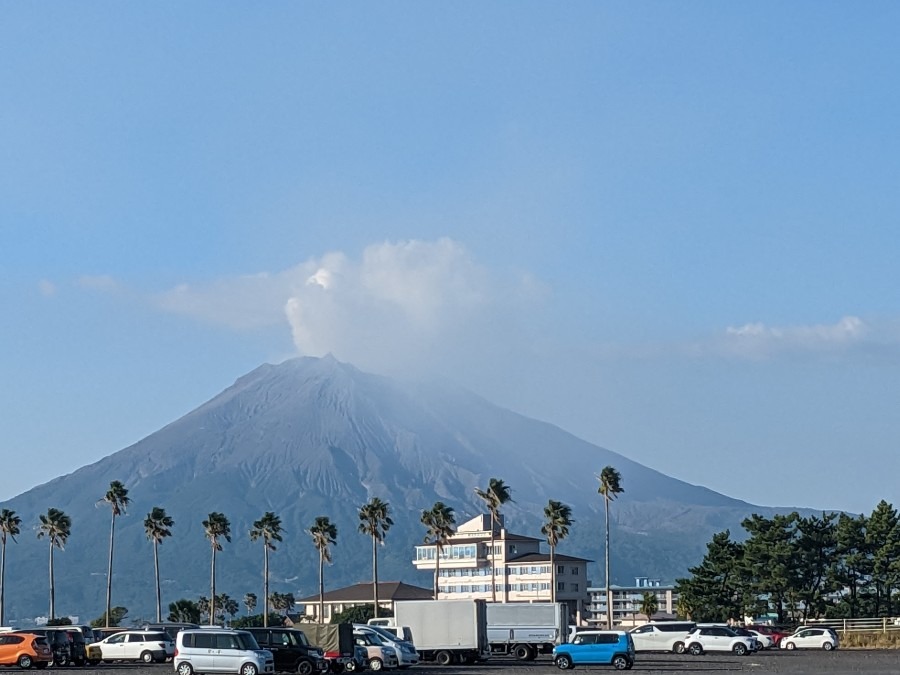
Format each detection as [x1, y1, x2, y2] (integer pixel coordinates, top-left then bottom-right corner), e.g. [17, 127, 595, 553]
[434, 542, 441, 599]
[550, 545, 556, 604]
[49, 542, 55, 621]
[0, 540, 6, 626]
[372, 534, 379, 619]
[106, 511, 115, 627]
[604, 497, 611, 629]
[263, 545, 269, 628]
[153, 540, 162, 623]
[489, 512, 496, 603]
[210, 546, 217, 626]
[318, 550, 325, 623]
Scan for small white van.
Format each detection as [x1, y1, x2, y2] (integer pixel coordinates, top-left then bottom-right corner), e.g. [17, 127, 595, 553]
[175, 629, 274, 675]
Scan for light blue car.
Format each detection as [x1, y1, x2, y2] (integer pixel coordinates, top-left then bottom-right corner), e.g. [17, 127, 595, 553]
[552, 631, 635, 671]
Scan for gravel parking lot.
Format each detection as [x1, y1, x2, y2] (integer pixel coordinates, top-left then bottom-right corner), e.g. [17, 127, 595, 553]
[40, 651, 900, 675]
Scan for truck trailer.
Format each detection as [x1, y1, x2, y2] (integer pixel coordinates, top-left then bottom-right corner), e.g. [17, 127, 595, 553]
[486, 602, 569, 660]
[392, 599, 490, 665]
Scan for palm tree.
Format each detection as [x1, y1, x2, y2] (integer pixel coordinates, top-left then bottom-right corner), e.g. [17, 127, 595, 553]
[249, 512, 283, 628]
[100, 480, 130, 628]
[639, 591, 659, 623]
[541, 500, 574, 603]
[0, 509, 22, 626]
[420, 502, 456, 599]
[243, 592, 257, 616]
[144, 507, 174, 622]
[474, 478, 513, 602]
[358, 498, 393, 619]
[308, 516, 337, 623]
[202, 512, 231, 625]
[37, 508, 72, 621]
[597, 465, 624, 628]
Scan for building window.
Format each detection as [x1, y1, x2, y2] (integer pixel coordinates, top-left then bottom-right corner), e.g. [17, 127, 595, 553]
[571, 567, 579, 575]
[541, 565, 551, 574]
[557, 565, 565, 575]
[570, 583, 579, 592]
[539, 583, 550, 591]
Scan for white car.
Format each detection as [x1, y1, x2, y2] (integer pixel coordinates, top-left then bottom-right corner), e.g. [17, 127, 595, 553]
[684, 626, 754, 656]
[87, 630, 175, 663]
[780, 627, 838, 651]
[747, 630, 775, 649]
[628, 622, 696, 653]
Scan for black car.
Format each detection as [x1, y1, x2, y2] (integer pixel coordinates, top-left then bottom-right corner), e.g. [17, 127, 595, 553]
[19, 630, 71, 667]
[245, 628, 328, 675]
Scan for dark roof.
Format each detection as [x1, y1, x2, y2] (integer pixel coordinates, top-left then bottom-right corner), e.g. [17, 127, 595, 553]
[507, 552, 593, 564]
[297, 581, 433, 604]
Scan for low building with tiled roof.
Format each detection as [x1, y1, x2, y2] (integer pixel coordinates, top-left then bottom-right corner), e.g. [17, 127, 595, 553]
[412, 514, 592, 621]
[295, 581, 433, 622]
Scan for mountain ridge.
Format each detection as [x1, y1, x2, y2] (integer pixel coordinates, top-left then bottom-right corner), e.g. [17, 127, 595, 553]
[0, 356, 819, 622]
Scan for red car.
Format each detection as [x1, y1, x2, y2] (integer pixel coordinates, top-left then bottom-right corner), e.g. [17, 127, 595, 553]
[745, 625, 788, 647]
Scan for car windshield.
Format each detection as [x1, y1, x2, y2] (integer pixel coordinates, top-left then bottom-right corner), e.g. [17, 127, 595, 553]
[367, 627, 400, 644]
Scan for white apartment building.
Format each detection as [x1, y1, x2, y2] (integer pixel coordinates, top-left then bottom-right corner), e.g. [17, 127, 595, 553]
[412, 514, 591, 621]
[586, 577, 679, 626]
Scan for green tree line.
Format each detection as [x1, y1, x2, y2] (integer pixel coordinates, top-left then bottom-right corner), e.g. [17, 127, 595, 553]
[676, 499, 900, 624]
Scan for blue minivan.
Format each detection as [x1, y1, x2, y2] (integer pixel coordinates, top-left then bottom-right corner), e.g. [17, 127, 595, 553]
[553, 631, 635, 670]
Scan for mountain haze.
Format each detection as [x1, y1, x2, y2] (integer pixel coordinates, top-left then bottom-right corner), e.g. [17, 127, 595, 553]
[1, 356, 806, 622]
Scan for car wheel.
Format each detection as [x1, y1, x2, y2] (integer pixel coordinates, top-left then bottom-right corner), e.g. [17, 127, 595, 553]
[177, 662, 195, 675]
[241, 664, 259, 675]
[554, 655, 572, 670]
[369, 658, 383, 672]
[141, 651, 155, 663]
[435, 651, 453, 666]
[19, 655, 34, 669]
[688, 643, 703, 656]
[733, 643, 747, 656]
[612, 655, 629, 670]
[672, 642, 685, 654]
[786, 642, 796, 650]
[298, 660, 315, 675]
[823, 642, 834, 651]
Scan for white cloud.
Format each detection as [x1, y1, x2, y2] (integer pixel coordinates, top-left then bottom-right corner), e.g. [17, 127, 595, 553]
[719, 315, 870, 359]
[149, 238, 545, 373]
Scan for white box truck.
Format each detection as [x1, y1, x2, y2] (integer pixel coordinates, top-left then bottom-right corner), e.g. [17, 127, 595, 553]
[392, 599, 490, 666]
[486, 602, 569, 660]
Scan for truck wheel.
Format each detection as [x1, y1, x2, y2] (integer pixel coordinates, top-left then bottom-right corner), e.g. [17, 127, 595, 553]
[436, 651, 454, 666]
[513, 645, 531, 661]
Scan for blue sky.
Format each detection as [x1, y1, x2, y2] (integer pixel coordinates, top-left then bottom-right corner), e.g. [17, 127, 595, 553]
[3, 3, 899, 514]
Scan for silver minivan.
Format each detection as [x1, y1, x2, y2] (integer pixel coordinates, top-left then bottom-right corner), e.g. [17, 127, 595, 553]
[175, 629, 274, 675]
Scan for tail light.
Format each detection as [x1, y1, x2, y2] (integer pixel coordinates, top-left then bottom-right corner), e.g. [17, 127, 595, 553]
[174, 648, 179, 657]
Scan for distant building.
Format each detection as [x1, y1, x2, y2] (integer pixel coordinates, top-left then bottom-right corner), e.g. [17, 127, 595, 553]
[412, 514, 591, 621]
[586, 577, 679, 626]
[295, 581, 433, 622]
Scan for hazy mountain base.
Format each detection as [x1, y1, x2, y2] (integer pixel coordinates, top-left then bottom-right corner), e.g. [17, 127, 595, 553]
[0, 356, 823, 621]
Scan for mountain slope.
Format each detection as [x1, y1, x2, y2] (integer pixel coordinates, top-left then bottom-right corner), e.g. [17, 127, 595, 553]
[0, 356, 806, 622]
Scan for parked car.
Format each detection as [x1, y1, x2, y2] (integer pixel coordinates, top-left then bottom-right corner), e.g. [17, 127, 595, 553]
[627, 622, 696, 653]
[19, 629, 71, 666]
[0, 632, 53, 669]
[353, 625, 418, 668]
[552, 631, 635, 670]
[744, 624, 788, 647]
[683, 626, 754, 655]
[780, 627, 839, 651]
[344, 645, 369, 673]
[746, 629, 775, 649]
[175, 628, 275, 675]
[352, 632, 397, 671]
[245, 628, 327, 675]
[728, 627, 761, 651]
[87, 629, 175, 663]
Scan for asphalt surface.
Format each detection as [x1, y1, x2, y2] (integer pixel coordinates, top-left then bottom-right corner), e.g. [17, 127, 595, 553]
[36, 651, 900, 675]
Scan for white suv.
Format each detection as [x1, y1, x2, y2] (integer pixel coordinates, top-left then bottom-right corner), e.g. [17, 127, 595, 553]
[87, 630, 175, 663]
[175, 629, 274, 675]
[684, 626, 754, 656]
